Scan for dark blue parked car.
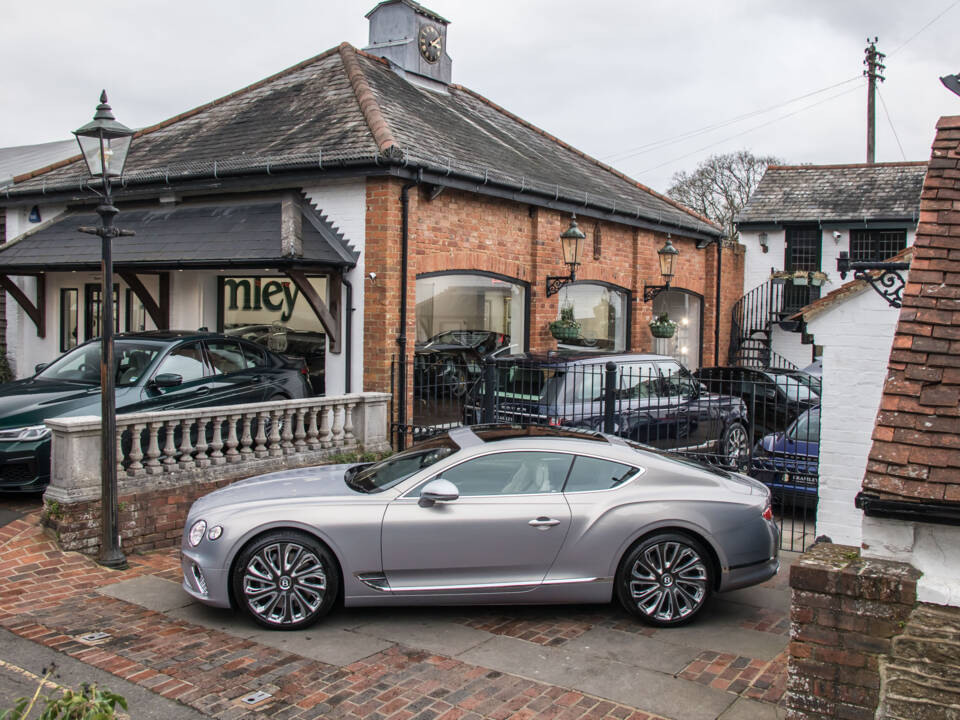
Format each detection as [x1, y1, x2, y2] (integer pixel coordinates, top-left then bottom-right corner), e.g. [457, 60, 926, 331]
[752, 405, 820, 507]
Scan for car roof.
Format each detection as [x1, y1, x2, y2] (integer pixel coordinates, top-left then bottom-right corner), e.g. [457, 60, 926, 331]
[493, 352, 675, 366]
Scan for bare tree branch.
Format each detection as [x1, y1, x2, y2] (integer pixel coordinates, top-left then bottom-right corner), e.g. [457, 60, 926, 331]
[666, 150, 783, 242]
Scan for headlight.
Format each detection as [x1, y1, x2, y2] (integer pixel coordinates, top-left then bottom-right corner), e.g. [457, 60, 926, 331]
[207, 525, 223, 541]
[0, 425, 51, 442]
[188, 520, 207, 547]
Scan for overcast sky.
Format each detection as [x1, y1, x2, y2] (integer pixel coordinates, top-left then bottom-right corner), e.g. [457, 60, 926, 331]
[4, 0, 958, 192]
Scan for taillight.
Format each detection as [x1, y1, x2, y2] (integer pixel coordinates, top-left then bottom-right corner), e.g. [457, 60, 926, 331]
[547, 417, 568, 426]
[762, 500, 773, 521]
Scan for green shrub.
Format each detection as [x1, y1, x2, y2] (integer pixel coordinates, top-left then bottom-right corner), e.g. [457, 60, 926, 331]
[0, 665, 128, 720]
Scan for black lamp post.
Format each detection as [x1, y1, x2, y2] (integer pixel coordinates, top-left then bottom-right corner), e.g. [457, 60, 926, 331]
[643, 236, 680, 301]
[73, 91, 135, 570]
[545, 216, 587, 297]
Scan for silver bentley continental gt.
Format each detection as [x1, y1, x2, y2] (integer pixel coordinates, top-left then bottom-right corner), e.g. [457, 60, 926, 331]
[181, 425, 779, 630]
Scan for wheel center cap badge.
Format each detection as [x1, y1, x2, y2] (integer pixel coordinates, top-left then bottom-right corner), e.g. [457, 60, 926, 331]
[662, 574, 674, 587]
[279, 577, 292, 590]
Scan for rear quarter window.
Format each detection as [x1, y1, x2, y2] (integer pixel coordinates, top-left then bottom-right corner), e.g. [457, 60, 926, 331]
[564, 455, 639, 492]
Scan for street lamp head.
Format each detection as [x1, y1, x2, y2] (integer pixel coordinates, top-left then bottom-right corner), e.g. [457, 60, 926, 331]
[559, 216, 586, 268]
[73, 91, 135, 179]
[657, 236, 679, 284]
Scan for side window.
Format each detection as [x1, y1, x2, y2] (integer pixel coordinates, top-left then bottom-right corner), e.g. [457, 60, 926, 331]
[155, 342, 206, 383]
[241, 342, 268, 369]
[207, 340, 247, 375]
[426, 451, 572, 496]
[617, 363, 658, 400]
[657, 362, 694, 399]
[564, 456, 639, 492]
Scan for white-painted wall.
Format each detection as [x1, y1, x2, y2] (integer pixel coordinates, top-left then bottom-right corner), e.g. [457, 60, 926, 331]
[861, 516, 960, 606]
[302, 178, 366, 394]
[804, 284, 900, 547]
[768, 325, 812, 369]
[739, 224, 915, 365]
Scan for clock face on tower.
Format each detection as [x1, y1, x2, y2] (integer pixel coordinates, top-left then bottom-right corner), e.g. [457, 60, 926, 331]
[418, 24, 442, 63]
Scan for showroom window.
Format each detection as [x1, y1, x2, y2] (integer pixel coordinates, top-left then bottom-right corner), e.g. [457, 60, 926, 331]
[651, 289, 703, 370]
[415, 272, 527, 351]
[555, 282, 629, 352]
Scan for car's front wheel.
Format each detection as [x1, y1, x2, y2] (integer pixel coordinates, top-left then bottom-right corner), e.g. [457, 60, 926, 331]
[616, 533, 713, 626]
[232, 531, 338, 630]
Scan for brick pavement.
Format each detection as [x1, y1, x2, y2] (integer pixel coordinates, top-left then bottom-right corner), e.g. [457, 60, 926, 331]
[1, 504, 788, 718]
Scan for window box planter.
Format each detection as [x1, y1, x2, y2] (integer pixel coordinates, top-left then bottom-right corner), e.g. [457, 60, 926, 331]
[769, 270, 829, 287]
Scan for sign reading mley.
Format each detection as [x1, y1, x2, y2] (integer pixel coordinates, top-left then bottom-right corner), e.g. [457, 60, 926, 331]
[224, 278, 300, 322]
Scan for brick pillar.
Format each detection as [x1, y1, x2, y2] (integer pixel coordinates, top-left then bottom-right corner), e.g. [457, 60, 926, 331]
[786, 543, 920, 720]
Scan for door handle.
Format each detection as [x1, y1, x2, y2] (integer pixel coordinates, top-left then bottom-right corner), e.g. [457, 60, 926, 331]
[528, 517, 560, 528]
[195, 386, 211, 396]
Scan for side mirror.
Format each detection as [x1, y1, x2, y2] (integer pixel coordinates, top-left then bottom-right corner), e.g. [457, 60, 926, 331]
[418, 478, 459, 508]
[151, 373, 183, 389]
[34, 363, 49, 374]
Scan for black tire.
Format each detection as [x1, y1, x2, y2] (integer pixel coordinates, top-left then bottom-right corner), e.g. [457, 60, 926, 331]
[616, 532, 713, 627]
[721, 422, 751, 471]
[232, 530, 339, 630]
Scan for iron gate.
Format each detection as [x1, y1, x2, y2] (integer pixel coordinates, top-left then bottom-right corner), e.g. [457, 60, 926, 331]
[393, 356, 819, 551]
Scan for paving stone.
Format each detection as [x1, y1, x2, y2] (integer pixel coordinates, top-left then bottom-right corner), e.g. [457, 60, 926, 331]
[717, 696, 785, 719]
[353, 617, 491, 656]
[247, 626, 395, 666]
[562, 626, 701, 674]
[97, 575, 195, 613]
[457, 635, 736, 720]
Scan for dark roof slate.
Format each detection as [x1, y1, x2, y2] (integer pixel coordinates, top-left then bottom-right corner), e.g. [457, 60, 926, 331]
[737, 162, 927, 225]
[6, 45, 717, 238]
[0, 200, 358, 270]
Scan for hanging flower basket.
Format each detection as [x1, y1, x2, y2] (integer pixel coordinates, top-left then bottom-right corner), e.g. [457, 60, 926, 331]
[549, 321, 581, 341]
[768, 270, 830, 287]
[649, 312, 677, 339]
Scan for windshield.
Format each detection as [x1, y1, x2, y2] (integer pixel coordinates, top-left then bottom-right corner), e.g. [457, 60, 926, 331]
[774, 373, 821, 402]
[345, 436, 458, 493]
[36, 341, 163, 387]
[787, 408, 821, 443]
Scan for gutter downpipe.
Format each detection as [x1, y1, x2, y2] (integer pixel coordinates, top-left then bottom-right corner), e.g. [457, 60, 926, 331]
[398, 173, 420, 449]
[715, 238, 722, 366]
[342, 278, 353, 393]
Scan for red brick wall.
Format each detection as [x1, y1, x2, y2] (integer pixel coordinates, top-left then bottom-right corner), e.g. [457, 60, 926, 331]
[362, 179, 739, 400]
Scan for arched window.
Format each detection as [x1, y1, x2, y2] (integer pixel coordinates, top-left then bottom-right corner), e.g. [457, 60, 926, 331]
[652, 289, 703, 370]
[555, 282, 630, 352]
[415, 271, 528, 352]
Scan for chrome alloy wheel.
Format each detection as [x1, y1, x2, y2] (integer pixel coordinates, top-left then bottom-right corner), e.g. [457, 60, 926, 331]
[628, 540, 708, 623]
[242, 541, 327, 626]
[724, 424, 750, 469]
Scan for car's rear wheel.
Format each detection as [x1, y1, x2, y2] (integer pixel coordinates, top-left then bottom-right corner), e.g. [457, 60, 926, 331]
[722, 422, 750, 471]
[232, 531, 338, 630]
[617, 533, 712, 626]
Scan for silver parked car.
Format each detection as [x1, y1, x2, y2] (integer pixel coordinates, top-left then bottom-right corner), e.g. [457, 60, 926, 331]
[181, 425, 779, 630]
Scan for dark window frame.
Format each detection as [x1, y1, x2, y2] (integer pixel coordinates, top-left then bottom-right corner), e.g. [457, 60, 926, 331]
[59, 288, 79, 353]
[849, 228, 907, 263]
[84, 283, 120, 341]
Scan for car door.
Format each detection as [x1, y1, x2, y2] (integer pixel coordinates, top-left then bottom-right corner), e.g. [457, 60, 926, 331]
[380, 450, 574, 594]
[204, 339, 266, 405]
[133, 341, 215, 412]
[655, 360, 719, 450]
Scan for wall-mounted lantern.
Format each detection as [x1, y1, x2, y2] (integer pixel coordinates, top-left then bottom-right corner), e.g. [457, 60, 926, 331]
[643, 236, 680, 302]
[545, 216, 586, 297]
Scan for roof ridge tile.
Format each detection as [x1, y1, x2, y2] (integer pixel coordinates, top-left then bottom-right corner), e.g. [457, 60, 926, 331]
[339, 43, 401, 158]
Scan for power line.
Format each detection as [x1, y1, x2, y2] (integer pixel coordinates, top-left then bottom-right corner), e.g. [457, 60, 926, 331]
[634, 82, 865, 176]
[888, 0, 960, 56]
[877, 87, 908, 161]
[599, 76, 863, 163]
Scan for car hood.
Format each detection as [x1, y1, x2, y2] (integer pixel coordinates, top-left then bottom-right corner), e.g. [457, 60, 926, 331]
[191, 463, 364, 513]
[0, 378, 104, 429]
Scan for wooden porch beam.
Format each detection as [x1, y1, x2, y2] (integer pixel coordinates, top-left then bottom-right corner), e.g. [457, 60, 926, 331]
[285, 269, 341, 354]
[0, 274, 45, 338]
[117, 271, 167, 330]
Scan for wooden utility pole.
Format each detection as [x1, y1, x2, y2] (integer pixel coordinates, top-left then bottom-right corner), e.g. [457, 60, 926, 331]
[864, 38, 886, 164]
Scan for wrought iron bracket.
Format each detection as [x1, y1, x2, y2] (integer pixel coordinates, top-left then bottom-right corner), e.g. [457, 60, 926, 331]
[643, 283, 670, 302]
[545, 273, 574, 297]
[837, 252, 911, 308]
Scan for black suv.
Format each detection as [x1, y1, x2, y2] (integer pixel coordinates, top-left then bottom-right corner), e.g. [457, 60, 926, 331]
[464, 353, 751, 468]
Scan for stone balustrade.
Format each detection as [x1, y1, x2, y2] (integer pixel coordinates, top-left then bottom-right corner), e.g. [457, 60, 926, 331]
[42, 392, 391, 554]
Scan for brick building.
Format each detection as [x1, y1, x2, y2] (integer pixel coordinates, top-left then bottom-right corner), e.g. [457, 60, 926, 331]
[785, 115, 960, 719]
[0, 2, 739, 428]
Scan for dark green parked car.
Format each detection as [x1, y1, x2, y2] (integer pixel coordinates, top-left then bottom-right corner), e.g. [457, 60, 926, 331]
[0, 331, 312, 493]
